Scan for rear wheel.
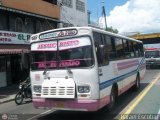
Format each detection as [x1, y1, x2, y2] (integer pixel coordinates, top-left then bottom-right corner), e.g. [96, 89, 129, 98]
[15, 92, 24, 105]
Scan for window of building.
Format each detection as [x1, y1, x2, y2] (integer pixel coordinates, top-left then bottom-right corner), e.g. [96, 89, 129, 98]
[25, 18, 34, 33]
[76, 0, 85, 12]
[0, 57, 6, 72]
[35, 20, 43, 33]
[63, 23, 73, 27]
[43, 0, 57, 5]
[0, 10, 8, 30]
[15, 17, 23, 32]
[62, 0, 73, 8]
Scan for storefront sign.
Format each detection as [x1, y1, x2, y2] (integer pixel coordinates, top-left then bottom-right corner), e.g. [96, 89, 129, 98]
[0, 30, 31, 44]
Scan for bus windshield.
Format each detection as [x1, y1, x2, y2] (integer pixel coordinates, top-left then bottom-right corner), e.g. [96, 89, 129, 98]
[31, 37, 94, 70]
[145, 51, 160, 58]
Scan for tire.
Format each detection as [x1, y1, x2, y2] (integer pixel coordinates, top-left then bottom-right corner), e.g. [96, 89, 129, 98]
[132, 74, 140, 91]
[15, 92, 24, 105]
[107, 87, 116, 111]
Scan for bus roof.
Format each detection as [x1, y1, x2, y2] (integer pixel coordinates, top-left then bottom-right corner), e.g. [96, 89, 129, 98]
[30, 27, 142, 43]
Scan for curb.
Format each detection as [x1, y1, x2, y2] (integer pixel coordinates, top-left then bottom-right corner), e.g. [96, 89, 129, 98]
[0, 95, 16, 104]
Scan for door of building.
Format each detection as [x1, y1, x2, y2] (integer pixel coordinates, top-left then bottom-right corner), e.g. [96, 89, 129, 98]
[0, 56, 7, 87]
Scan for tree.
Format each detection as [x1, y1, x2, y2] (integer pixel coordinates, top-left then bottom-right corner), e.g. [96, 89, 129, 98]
[106, 26, 118, 33]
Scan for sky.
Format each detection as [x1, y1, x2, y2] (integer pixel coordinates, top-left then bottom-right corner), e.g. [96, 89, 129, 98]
[87, 0, 160, 34]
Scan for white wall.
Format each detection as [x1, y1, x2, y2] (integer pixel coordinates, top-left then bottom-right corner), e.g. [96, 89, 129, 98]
[59, 0, 88, 27]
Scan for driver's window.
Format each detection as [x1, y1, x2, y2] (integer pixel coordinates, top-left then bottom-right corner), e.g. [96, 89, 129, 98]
[93, 32, 109, 66]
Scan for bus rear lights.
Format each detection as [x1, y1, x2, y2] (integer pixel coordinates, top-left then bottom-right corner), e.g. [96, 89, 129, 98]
[78, 86, 90, 93]
[33, 85, 42, 93]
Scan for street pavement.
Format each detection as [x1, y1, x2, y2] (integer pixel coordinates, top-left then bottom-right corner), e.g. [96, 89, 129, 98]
[0, 84, 18, 104]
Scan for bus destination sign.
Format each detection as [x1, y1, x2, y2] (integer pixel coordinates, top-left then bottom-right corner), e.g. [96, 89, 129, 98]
[39, 29, 78, 40]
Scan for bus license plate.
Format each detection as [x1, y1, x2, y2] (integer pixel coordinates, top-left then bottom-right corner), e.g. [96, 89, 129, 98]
[56, 103, 64, 108]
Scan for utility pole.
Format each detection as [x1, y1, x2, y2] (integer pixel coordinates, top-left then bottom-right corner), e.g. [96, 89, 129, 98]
[102, 0, 107, 29]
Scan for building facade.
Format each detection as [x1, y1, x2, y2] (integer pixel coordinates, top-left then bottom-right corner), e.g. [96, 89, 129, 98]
[59, 0, 88, 27]
[0, 0, 60, 87]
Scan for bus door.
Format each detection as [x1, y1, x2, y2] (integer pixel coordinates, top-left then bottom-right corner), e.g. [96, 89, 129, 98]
[94, 33, 111, 98]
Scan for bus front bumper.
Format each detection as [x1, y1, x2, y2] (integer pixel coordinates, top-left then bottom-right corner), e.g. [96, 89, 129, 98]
[32, 98, 101, 111]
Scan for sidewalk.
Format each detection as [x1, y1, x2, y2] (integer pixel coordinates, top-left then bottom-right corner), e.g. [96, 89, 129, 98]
[0, 84, 19, 104]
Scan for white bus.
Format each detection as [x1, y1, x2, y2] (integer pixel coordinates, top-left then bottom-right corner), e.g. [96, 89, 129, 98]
[144, 44, 160, 68]
[30, 27, 146, 111]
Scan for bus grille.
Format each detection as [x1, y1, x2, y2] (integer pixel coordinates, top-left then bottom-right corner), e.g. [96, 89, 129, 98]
[42, 86, 75, 98]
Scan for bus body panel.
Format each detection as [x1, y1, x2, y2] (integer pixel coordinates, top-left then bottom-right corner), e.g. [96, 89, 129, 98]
[31, 68, 101, 111]
[31, 68, 100, 99]
[99, 57, 145, 108]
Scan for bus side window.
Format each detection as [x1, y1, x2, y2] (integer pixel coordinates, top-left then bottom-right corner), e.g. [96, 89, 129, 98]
[105, 36, 113, 60]
[93, 32, 108, 66]
[115, 38, 124, 59]
[133, 42, 143, 57]
[124, 40, 131, 58]
[93, 32, 103, 46]
[110, 37, 117, 59]
[130, 42, 136, 57]
[139, 43, 144, 56]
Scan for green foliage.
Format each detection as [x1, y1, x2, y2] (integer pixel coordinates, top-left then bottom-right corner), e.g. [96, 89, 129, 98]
[106, 26, 119, 33]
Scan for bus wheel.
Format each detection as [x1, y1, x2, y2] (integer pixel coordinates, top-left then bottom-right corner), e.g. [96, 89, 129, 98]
[132, 74, 140, 91]
[107, 87, 116, 111]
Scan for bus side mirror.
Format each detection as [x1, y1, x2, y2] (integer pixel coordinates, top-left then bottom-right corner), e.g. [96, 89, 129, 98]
[96, 45, 105, 64]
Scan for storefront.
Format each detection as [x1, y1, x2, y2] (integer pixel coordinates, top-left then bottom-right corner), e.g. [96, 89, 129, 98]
[0, 30, 31, 87]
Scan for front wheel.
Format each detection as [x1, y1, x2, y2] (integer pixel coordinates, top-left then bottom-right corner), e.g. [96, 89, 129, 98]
[132, 74, 140, 91]
[107, 87, 116, 111]
[15, 92, 24, 105]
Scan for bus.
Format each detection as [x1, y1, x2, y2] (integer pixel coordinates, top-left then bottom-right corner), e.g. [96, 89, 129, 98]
[144, 44, 160, 68]
[30, 27, 146, 111]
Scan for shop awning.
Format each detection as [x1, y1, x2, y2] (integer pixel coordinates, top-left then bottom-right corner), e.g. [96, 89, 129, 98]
[0, 44, 30, 54]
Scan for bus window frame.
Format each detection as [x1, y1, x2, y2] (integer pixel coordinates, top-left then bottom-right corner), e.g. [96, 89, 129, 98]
[92, 31, 109, 67]
[30, 35, 96, 71]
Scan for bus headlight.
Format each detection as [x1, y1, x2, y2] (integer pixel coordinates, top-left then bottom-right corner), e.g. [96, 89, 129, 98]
[33, 85, 41, 93]
[78, 86, 90, 93]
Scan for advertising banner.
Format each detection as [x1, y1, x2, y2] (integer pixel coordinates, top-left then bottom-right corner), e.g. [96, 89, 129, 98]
[0, 30, 31, 44]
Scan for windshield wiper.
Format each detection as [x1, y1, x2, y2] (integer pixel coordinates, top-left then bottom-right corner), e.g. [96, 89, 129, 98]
[57, 55, 73, 74]
[57, 39, 73, 74]
[43, 52, 48, 75]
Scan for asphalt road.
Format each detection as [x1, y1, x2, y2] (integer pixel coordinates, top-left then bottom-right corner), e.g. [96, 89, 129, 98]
[0, 69, 160, 120]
